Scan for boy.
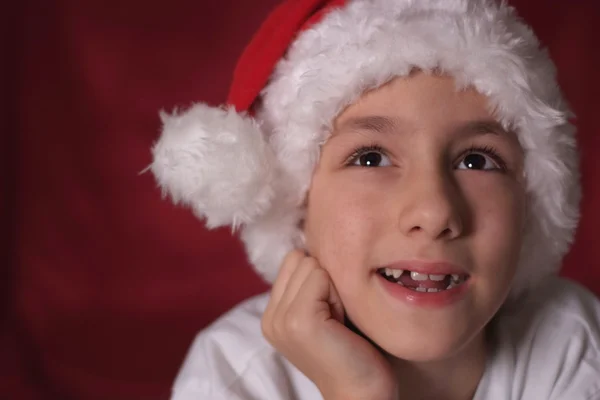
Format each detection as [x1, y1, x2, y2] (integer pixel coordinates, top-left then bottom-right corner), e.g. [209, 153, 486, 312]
[150, 0, 600, 399]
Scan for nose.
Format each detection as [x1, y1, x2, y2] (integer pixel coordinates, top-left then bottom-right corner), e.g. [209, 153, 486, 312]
[397, 169, 465, 241]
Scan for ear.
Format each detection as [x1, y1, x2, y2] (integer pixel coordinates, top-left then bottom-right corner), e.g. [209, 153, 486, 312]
[149, 103, 278, 229]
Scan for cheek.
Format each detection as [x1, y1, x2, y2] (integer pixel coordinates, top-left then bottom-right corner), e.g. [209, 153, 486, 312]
[461, 175, 525, 271]
[304, 173, 383, 278]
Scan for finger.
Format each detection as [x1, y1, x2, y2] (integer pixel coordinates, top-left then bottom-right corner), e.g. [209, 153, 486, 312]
[265, 255, 316, 344]
[290, 268, 344, 324]
[277, 255, 319, 312]
[269, 249, 305, 305]
[263, 249, 305, 334]
[278, 268, 331, 346]
[289, 268, 345, 324]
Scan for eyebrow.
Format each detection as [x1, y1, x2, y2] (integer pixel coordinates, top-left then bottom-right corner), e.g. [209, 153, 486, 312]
[338, 115, 405, 135]
[458, 120, 508, 137]
[336, 116, 508, 137]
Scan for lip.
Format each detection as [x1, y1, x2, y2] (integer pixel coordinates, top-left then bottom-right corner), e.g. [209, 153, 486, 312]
[376, 272, 470, 308]
[378, 260, 468, 276]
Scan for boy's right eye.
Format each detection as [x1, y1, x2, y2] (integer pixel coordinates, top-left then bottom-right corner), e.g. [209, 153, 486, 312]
[348, 146, 392, 167]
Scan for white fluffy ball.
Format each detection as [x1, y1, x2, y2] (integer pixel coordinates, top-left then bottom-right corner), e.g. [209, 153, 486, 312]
[150, 103, 276, 229]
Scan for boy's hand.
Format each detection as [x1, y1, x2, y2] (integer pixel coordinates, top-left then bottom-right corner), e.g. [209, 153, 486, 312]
[261, 250, 398, 400]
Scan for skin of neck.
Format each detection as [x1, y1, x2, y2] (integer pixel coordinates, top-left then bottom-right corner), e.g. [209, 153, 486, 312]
[386, 330, 488, 400]
[344, 316, 488, 400]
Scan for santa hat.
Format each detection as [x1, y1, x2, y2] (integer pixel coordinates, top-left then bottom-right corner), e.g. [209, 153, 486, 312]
[150, 0, 580, 298]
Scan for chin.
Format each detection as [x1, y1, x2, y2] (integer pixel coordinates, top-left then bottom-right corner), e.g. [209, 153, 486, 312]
[379, 339, 468, 363]
[357, 319, 483, 364]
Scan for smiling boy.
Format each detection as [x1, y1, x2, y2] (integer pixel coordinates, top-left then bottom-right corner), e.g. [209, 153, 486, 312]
[150, 0, 600, 399]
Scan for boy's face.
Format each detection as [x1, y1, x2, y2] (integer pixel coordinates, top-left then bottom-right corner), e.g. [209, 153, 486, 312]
[304, 72, 525, 362]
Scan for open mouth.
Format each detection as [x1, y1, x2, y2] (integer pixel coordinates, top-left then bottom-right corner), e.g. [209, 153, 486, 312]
[376, 268, 470, 293]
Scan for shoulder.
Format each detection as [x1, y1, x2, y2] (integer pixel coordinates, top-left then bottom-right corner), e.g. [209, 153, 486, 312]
[480, 277, 600, 399]
[170, 293, 320, 400]
[170, 293, 271, 399]
[514, 277, 600, 350]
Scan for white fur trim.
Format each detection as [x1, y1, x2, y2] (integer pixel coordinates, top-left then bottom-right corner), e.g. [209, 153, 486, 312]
[150, 104, 278, 229]
[243, 0, 580, 296]
[240, 207, 305, 282]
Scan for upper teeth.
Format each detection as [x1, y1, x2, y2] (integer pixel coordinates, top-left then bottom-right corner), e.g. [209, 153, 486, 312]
[383, 269, 463, 282]
[411, 271, 428, 281]
[429, 274, 446, 281]
[385, 268, 403, 278]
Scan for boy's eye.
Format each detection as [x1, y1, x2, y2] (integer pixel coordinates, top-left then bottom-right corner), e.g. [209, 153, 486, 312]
[350, 148, 392, 167]
[347, 146, 505, 170]
[457, 151, 501, 171]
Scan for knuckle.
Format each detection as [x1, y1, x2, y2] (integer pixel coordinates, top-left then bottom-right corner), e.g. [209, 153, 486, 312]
[274, 249, 307, 285]
[283, 312, 307, 335]
[272, 322, 287, 340]
[266, 317, 289, 344]
[309, 266, 329, 281]
[283, 249, 304, 266]
[300, 255, 319, 269]
[270, 310, 287, 337]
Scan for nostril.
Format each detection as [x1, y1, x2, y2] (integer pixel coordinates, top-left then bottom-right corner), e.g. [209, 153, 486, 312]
[441, 227, 453, 237]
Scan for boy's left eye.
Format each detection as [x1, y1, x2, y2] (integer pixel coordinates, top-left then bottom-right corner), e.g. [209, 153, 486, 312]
[456, 151, 503, 171]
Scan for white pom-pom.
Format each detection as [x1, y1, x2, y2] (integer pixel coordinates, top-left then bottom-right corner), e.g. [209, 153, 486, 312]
[150, 103, 276, 229]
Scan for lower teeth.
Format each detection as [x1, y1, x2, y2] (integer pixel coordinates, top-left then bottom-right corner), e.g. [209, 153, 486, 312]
[412, 286, 445, 293]
[395, 281, 462, 292]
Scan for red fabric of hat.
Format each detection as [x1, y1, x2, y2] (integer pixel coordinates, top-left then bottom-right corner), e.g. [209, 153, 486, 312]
[227, 0, 349, 112]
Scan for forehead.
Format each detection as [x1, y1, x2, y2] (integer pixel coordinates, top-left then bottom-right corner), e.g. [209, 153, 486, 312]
[338, 115, 508, 140]
[333, 72, 504, 137]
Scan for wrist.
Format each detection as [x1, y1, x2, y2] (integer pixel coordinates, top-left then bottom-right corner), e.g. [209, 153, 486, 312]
[317, 374, 398, 400]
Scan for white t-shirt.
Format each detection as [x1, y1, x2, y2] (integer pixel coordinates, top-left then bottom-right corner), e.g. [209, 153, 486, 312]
[171, 277, 600, 400]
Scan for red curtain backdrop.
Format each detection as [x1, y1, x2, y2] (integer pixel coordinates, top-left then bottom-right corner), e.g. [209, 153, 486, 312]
[1, 1, 598, 399]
